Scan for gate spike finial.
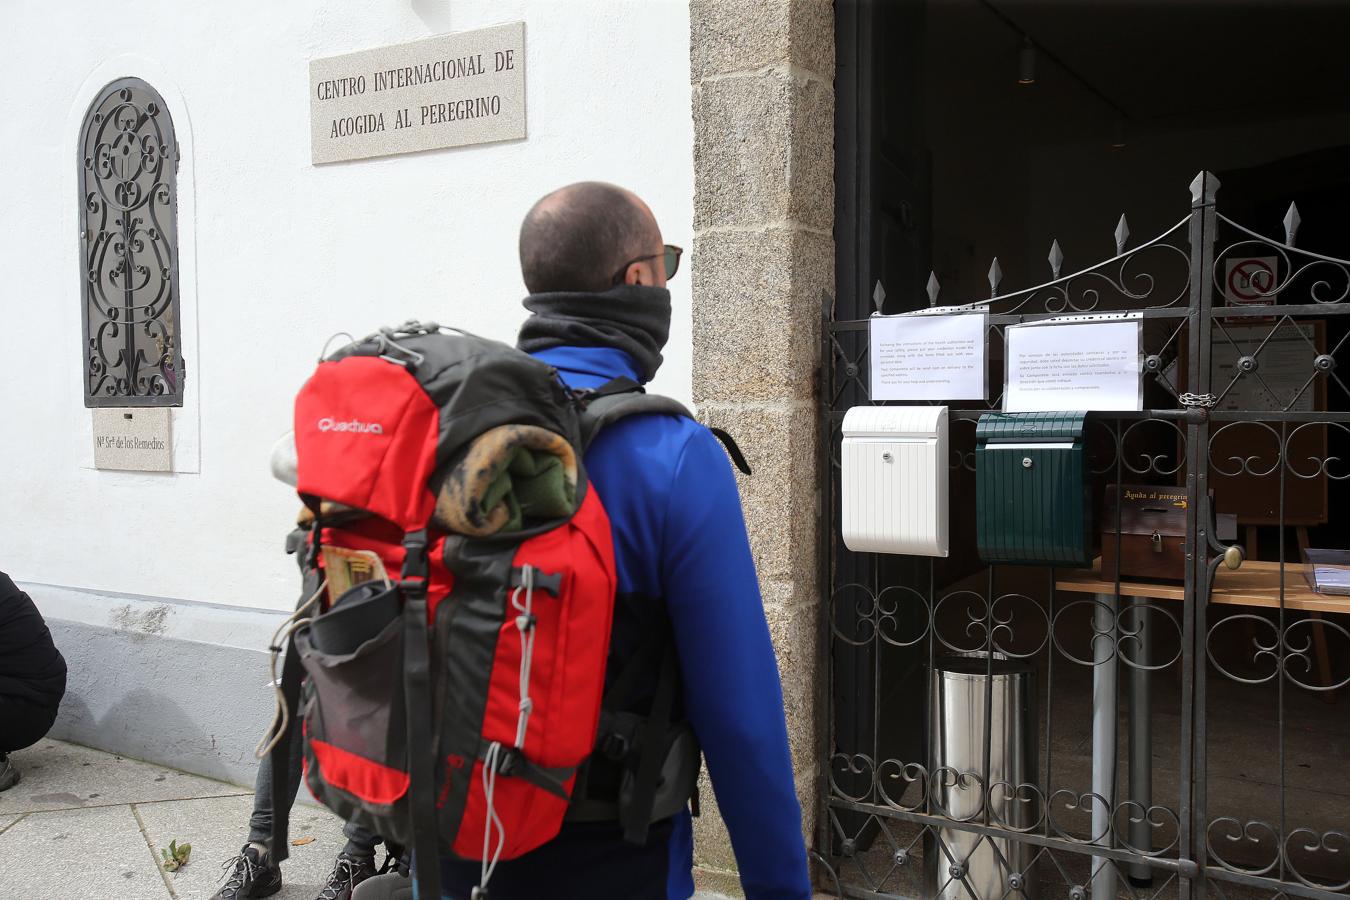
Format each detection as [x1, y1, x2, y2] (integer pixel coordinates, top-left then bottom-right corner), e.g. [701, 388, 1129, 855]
[1048, 239, 1064, 279]
[872, 280, 886, 313]
[1114, 215, 1130, 255]
[1190, 170, 1220, 206]
[926, 271, 940, 307]
[1283, 202, 1302, 247]
[988, 257, 1003, 298]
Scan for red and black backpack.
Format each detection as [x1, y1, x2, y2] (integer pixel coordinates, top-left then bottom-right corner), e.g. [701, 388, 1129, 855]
[263, 321, 719, 900]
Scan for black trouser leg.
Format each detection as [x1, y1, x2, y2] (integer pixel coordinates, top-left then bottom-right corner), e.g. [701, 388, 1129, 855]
[0, 695, 59, 754]
[246, 717, 305, 846]
[245, 715, 382, 857]
[342, 820, 380, 857]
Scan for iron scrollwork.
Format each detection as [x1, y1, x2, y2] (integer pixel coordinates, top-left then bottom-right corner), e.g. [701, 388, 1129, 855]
[821, 173, 1350, 900]
[80, 77, 182, 407]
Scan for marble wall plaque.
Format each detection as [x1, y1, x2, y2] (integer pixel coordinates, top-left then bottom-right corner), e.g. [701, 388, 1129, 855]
[92, 407, 172, 472]
[310, 21, 526, 164]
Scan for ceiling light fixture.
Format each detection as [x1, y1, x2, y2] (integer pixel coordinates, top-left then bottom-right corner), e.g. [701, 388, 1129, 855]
[1018, 37, 1036, 85]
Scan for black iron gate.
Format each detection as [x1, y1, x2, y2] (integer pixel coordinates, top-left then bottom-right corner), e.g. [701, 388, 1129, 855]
[816, 172, 1350, 900]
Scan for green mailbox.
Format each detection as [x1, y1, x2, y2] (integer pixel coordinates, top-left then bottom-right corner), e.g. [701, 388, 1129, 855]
[975, 412, 1093, 567]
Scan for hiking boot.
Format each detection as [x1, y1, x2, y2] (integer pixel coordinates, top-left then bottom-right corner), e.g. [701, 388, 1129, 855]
[211, 845, 282, 900]
[316, 851, 378, 900]
[0, 753, 19, 792]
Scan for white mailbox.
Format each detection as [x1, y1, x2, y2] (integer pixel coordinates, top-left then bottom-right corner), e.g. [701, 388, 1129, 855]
[841, 405, 949, 557]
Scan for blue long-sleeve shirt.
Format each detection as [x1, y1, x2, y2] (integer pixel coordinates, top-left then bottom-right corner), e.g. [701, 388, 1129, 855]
[440, 344, 810, 899]
[541, 346, 810, 898]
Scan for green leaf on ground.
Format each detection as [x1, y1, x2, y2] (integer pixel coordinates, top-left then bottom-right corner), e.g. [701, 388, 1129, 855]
[161, 838, 192, 872]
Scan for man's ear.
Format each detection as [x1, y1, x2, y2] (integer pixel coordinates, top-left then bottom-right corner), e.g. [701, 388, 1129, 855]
[623, 262, 649, 287]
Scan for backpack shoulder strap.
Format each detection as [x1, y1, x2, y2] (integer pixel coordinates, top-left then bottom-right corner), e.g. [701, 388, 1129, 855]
[576, 377, 691, 449]
[577, 378, 751, 475]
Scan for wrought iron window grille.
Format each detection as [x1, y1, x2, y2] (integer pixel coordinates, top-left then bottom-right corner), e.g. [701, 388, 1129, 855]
[79, 77, 183, 408]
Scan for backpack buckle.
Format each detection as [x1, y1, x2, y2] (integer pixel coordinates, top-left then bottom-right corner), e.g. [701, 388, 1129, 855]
[600, 732, 631, 762]
[492, 747, 521, 777]
[568, 387, 599, 411]
[400, 530, 429, 582]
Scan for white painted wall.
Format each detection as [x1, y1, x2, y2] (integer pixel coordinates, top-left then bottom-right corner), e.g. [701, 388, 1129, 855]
[0, 0, 693, 610]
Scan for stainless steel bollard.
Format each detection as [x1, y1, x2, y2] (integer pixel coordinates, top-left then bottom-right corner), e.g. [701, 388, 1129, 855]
[927, 655, 1039, 900]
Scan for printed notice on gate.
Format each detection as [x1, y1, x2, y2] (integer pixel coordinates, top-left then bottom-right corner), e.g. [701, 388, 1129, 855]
[869, 312, 987, 401]
[1005, 318, 1142, 412]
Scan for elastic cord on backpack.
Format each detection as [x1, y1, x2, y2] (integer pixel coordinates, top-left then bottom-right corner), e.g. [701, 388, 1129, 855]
[510, 566, 538, 750]
[255, 577, 326, 759]
[475, 741, 508, 899]
[471, 565, 539, 899]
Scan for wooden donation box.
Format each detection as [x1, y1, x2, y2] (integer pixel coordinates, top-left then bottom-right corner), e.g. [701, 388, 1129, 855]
[1102, 485, 1238, 582]
[840, 406, 949, 557]
[976, 412, 1093, 567]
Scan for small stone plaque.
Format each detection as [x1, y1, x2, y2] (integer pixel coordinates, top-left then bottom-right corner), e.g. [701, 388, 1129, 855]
[310, 21, 526, 165]
[92, 407, 172, 472]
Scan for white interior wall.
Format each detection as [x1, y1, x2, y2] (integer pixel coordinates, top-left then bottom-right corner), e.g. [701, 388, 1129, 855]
[0, 0, 693, 610]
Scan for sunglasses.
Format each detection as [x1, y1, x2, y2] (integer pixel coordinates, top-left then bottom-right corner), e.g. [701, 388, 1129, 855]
[611, 244, 683, 285]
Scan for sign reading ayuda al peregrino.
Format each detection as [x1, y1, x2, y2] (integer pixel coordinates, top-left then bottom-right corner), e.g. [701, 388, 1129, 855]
[309, 21, 525, 164]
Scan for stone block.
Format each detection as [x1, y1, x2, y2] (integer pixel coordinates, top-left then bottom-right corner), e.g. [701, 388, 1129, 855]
[692, 769, 737, 873]
[790, 0, 836, 79]
[0, 805, 167, 900]
[764, 593, 822, 779]
[691, 228, 832, 405]
[697, 403, 819, 588]
[694, 865, 745, 897]
[691, 0, 834, 82]
[0, 738, 248, 818]
[135, 793, 348, 900]
[788, 75, 835, 228]
[693, 72, 834, 232]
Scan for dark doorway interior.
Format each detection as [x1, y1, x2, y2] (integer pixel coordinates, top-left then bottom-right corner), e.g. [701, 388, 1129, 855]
[837, 0, 1350, 319]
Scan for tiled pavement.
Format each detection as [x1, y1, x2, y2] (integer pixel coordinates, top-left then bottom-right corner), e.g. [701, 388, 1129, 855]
[0, 740, 734, 899]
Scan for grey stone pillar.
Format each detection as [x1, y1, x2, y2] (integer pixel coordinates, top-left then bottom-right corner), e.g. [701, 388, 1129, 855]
[689, 0, 833, 892]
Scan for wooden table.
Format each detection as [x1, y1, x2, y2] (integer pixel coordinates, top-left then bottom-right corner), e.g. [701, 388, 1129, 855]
[1056, 558, 1350, 614]
[1053, 558, 1343, 887]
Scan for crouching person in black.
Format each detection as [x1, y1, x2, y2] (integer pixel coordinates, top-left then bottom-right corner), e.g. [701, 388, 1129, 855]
[0, 571, 68, 791]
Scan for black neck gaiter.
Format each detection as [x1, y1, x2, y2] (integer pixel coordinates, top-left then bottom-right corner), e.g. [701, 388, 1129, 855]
[516, 285, 672, 382]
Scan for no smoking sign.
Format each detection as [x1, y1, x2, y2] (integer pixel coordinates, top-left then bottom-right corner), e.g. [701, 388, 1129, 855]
[1223, 255, 1277, 320]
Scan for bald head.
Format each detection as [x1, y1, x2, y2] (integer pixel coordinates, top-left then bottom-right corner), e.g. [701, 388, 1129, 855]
[519, 182, 662, 294]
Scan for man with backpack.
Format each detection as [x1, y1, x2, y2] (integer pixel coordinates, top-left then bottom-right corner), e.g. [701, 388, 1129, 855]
[276, 182, 811, 900]
[425, 181, 812, 898]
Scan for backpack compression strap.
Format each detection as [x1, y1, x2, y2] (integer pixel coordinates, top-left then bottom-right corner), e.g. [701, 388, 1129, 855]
[398, 529, 442, 900]
[576, 378, 751, 475]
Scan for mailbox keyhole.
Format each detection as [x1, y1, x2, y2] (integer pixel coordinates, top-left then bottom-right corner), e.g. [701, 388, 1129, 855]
[1021, 456, 1033, 469]
[882, 452, 893, 463]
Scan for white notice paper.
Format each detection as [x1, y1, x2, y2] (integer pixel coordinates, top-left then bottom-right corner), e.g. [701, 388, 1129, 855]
[869, 312, 987, 401]
[1005, 319, 1142, 412]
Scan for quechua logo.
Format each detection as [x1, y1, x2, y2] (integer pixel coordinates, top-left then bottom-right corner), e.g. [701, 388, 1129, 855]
[317, 417, 384, 435]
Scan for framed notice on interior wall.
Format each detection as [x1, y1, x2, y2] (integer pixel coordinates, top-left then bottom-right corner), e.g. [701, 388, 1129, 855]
[1183, 320, 1328, 525]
